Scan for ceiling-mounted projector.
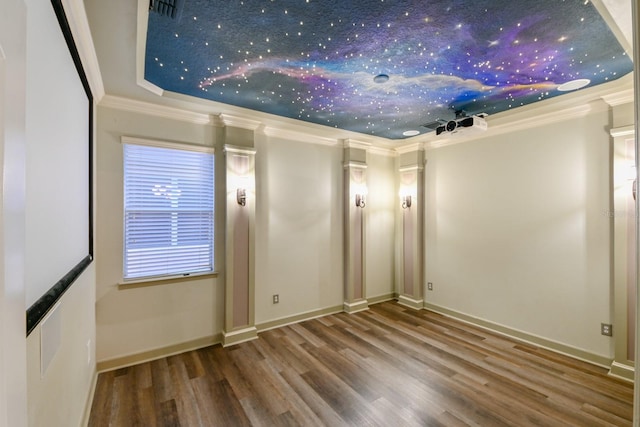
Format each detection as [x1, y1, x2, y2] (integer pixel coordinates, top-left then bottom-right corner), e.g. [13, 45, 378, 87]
[435, 115, 488, 136]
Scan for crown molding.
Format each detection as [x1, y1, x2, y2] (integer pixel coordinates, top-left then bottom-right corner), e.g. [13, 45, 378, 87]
[344, 161, 368, 170]
[220, 114, 262, 131]
[610, 125, 636, 138]
[425, 104, 595, 150]
[424, 103, 594, 150]
[395, 143, 425, 155]
[343, 139, 372, 150]
[601, 88, 635, 107]
[368, 146, 397, 157]
[61, 0, 105, 102]
[136, 0, 162, 96]
[419, 74, 634, 150]
[122, 135, 215, 153]
[224, 145, 257, 155]
[343, 139, 397, 157]
[399, 165, 424, 173]
[99, 95, 221, 126]
[261, 126, 339, 146]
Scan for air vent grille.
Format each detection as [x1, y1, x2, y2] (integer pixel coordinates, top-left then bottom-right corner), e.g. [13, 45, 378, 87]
[150, 0, 180, 19]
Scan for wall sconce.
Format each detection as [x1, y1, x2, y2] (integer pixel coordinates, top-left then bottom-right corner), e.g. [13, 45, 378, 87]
[402, 195, 412, 209]
[237, 188, 246, 206]
[355, 193, 366, 208]
[627, 164, 637, 200]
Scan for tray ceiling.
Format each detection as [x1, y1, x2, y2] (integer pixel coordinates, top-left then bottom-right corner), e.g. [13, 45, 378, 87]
[144, 0, 633, 140]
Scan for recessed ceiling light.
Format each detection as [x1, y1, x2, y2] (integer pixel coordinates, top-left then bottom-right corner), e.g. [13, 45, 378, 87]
[557, 78, 591, 92]
[402, 130, 420, 137]
[373, 74, 390, 83]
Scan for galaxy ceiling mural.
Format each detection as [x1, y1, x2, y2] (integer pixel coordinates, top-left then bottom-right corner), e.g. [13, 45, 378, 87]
[145, 0, 633, 140]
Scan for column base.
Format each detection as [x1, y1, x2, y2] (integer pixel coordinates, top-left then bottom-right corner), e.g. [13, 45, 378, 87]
[397, 295, 424, 310]
[343, 299, 369, 314]
[609, 361, 635, 382]
[222, 326, 258, 347]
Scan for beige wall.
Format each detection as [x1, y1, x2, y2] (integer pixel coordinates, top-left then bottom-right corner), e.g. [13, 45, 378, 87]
[0, 0, 28, 425]
[96, 110, 398, 361]
[424, 105, 613, 358]
[26, 266, 95, 427]
[254, 134, 345, 324]
[19, 0, 97, 425]
[95, 106, 224, 363]
[366, 153, 396, 300]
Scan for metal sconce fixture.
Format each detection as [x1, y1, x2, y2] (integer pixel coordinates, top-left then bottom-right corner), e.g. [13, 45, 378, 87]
[402, 195, 412, 209]
[355, 193, 366, 208]
[237, 188, 246, 206]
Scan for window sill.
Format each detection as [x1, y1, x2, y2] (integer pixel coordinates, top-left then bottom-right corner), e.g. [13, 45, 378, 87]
[118, 271, 219, 289]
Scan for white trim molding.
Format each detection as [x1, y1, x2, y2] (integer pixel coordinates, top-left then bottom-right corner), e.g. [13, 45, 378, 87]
[261, 126, 340, 146]
[396, 142, 425, 155]
[609, 361, 635, 382]
[610, 125, 636, 138]
[224, 145, 257, 156]
[61, 0, 105, 101]
[343, 139, 372, 150]
[100, 95, 218, 125]
[121, 135, 215, 153]
[424, 302, 613, 368]
[221, 114, 262, 131]
[602, 89, 635, 107]
[222, 327, 258, 347]
[397, 295, 424, 310]
[343, 300, 370, 314]
[344, 161, 368, 170]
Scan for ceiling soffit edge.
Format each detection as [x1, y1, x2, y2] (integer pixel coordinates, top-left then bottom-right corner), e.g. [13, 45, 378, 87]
[261, 127, 339, 146]
[136, 0, 162, 96]
[61, 0, 105, 101]
[395, 143, 425, 155]
[601, 88, 635, 107]
[99, 94, 218, 126]
[220, 114, 262, 131]
[343, 139, 372, 150]
[591, 0, 633, 57]
[424, 103, 595, 151]
[100, 72, 631, 154]
[610, 125, 635, 138]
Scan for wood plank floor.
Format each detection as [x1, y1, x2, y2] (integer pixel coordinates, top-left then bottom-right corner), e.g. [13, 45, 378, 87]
[88, 301, 634, 426]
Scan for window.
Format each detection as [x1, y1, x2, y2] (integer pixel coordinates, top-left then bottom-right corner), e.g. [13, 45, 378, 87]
[123, 139, 214, 280]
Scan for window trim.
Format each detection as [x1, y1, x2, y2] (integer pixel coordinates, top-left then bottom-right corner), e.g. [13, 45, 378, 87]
[121, 136, 215, 154]
[120, 136, 215, 283]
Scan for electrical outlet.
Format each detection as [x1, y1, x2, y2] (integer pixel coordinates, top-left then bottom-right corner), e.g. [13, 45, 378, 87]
[273, 294, 279, 304]
[601, 323, 612, 337]
[427, 282, 433, 291]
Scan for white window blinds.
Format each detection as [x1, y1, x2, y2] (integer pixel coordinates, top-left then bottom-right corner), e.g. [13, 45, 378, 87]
[123, 142, 214, 280]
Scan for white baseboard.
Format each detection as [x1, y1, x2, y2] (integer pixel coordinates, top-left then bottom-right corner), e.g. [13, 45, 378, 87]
[397, 295, 424, 310]
[222, 327, 258, 347]
[609, 361, 635, 382]
[344, 299, 369, 313]
[81, 368, 98, 427]
[424, 302, 613, 369]
[96, 334, 222, 372]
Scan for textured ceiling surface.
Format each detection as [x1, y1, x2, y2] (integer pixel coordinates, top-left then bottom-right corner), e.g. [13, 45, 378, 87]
[145, 0, 633, 140]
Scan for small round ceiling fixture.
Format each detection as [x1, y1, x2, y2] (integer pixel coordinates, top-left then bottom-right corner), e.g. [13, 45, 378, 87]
[373, 74, 390, 83]
[402, 130, 420, 137]
[557, 79, 591, 92]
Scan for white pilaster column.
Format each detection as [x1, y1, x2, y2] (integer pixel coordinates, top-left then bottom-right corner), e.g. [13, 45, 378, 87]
[343, 142, 369, 313]
[222, 143, 257, 346]
[397, 148, 425, 309]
